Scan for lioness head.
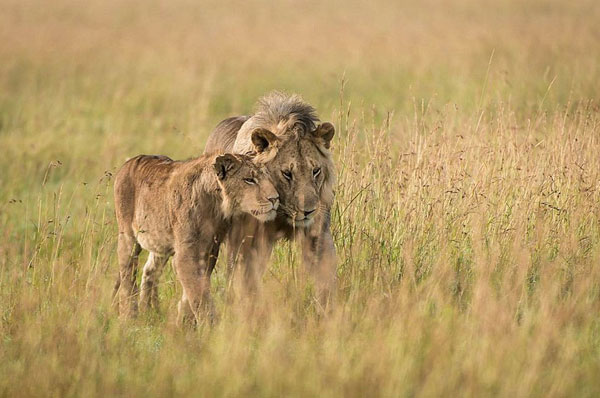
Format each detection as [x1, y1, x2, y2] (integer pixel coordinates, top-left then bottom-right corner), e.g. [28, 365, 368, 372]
[248, 123, 336, 227]
[213, 154, 279, 222]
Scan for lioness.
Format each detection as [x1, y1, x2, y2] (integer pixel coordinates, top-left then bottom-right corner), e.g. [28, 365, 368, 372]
[204, 92, 337, 303]
[113, 145, 279, 324]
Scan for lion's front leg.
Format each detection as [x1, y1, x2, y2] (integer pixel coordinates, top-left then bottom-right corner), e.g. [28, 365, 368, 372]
[226, 216, 275, 296]
[300, 212, 337, 307]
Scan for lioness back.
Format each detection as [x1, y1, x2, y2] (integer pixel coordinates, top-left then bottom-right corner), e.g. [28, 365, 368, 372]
[114, 155, 175, 224]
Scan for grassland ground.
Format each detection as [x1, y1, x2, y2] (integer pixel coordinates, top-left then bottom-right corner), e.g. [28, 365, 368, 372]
[1, 0, 600, 396]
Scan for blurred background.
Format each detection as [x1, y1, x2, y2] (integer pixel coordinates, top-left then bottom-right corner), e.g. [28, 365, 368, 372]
[2, 0, 599, 193]
[2, 1, 600, 396]
[3, 0, 599, 127]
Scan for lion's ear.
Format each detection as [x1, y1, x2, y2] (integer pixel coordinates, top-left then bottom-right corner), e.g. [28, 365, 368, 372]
[213, 154, 241, 180]
[251, 128, 279, 153]
[312, 122, 335, 149]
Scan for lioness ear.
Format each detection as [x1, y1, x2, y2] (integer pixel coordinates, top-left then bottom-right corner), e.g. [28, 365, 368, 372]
[312, 122, 335, 149]
[213, 154, 241, 180]
[251, 128, 279, 153]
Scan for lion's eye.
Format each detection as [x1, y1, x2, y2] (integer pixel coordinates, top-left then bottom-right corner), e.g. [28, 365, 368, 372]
[244, 178, 257, 185]
[313, 167, 321, 178]
[282, 170, 292, 181]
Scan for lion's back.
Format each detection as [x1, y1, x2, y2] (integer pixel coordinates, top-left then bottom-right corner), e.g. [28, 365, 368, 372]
[204, 116, 250, 154]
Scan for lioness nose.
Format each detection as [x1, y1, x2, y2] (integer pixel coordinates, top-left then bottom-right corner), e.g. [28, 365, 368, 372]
[304, 209, 316, 217]
[268, 195, 279, 206]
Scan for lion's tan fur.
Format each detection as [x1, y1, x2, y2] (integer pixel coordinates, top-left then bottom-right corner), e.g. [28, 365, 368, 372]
[205, 92, 338, 300]
[113, 152, 278, 324]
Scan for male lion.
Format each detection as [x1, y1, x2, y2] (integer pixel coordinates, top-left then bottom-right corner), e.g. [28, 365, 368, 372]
[204, 92, 337, 303]
[113, 145, 279, 325]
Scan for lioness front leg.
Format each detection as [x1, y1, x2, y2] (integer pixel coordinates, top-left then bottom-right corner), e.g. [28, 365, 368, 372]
[173, 242, 215, 327]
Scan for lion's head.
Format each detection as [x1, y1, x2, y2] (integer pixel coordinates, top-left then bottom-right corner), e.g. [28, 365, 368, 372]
[213, 154, 279, 222]
[245, 123, 336, 227]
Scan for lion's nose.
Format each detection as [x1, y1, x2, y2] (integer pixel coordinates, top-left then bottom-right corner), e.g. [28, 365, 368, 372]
[303, 209, 316, 217]
[268, 195, 279, 207]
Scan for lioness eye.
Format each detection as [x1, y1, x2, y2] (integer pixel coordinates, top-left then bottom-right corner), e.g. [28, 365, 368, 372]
[313, 167, 321, 178]
[282, 170, 292, 181]
[244, 178, 257, 185]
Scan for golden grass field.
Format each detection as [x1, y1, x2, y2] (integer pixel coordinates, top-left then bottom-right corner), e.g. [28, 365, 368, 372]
[1, 0, 600, 396]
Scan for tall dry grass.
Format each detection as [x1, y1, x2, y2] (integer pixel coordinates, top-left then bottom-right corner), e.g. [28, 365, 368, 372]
[1, 0, 600, 396]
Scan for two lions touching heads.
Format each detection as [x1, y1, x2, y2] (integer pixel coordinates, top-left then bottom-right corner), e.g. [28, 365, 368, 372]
[114, 92, 337, 325]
